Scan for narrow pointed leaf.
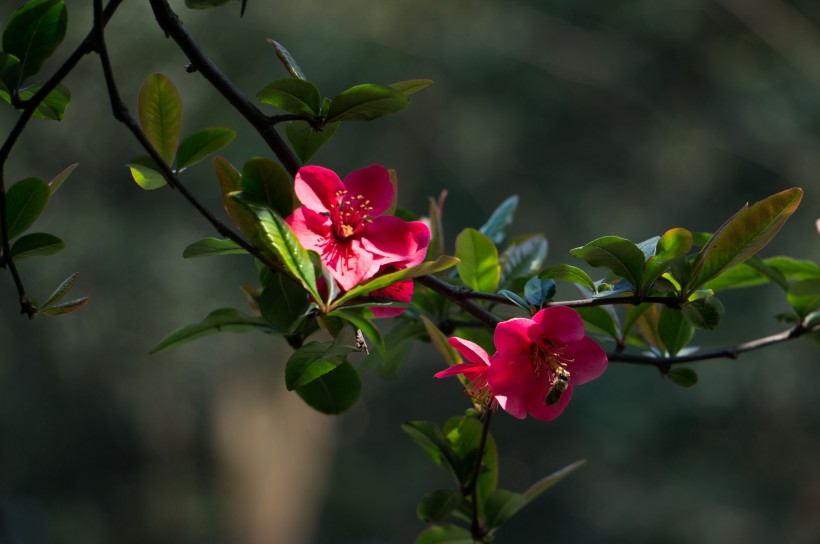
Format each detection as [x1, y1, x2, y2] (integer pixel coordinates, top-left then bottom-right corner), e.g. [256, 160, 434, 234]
[688, 188, 803, 292]
[389, 79, 433, 97]
[257, 78, 321, 115]
[523, 459, 587, 502]
[150, 308, 271, 354]
[176, 128, 236, 171]
[48, 162, 77, 194]
[285, 120, 339, 163]
[326, 84, 409, 122]
[137, 73, 182, 164]
[421, 316, 463, 368]
[40, 272, 77, 308]
[38, 296, 89, 316]
[241, 157, 294, 217]
[478, 195, 518, 244]
[294, 361, 361, 414]
[267, 39, 307, 79]
[10, 232, 63, 260]
[4, 177, 49, 242]
[2, 0, 67, 85]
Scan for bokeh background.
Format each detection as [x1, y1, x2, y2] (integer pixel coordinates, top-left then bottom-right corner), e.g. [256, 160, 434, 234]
[1, 0, 819, 542]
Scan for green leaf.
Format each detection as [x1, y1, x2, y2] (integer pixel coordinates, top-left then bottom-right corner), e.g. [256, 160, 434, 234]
[402, 421, 460, 474]
[687, 188, 803, 293]
[658, 306, 694, 357]
[333, 256, 459, 306]
[0, 52, 21, 91]
[213, 156, 256, 238]
[259, 273, 308, 332]
[577, 306, 620, 340]
[266, 39, 306, 79]
[331, 309, 385, 361]
[231, 195, 320, 301]
[524, 277, 555, 307]
[38, 296, 89, 316]
[414, 524, 473, 544]
[48, 162, 76, 194]
[294, 361, 361, 414]
[150, 308, 271, 353]
[40, 271, 77, 308]
[326, 83, 409, 122]
[767, 256, 820, 281]
[241, 157, 294, 218]
[443, 416, 498, 503]
[185, 0, 234, 8]
[485, 489, 528, 530]
[285, 120, 339, 163]
[499, 235, 548, 290]
[175, 128, 236, 171]
[570, 236, 645, 289]
[10, 232, 63, 260]
[523, 459, 587, 502]
[182, 237, 246, 258]
[668, 367, 698, 387]
[478, 195, 518, 244]
[389, 79, 433, 96]
[656, 228, 693, 260]
[541, 263, 595, 291]
[127, 161, 166, 191]
[682, 296, 725, 329]
[787, 279, 820, 318]
[285, 341, 355, 390]
[3, 176, 49, 242]
[455, 228, 500, 293]
[4, 82, 71, 120]
[257, 78, 321, 115]
[421, 316, 463, 368]
[2, 0, 67, 86]
[137, 73, 182, 165]
[417, 490, 461, 523]
[497, 289, 529, 309]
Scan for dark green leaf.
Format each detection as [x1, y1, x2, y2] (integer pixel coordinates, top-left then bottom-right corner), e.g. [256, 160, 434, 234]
[422, 315, 463, 369]
[4, 82, 70, 120]
[150, 308, 271, 354]
[417, 490, 461, 523]
[231, 195, 320, 301]
[241, 157, 294, 218]
[38, 296, 88, 316]
[787, 279, 820, 318]
[389, 79, 433, 96]
[137, 73, 182, 165]
[668, 367, 698, 387]
[497, 289, 529, 309]
[455, 228, 500, 292]
[185, 0, 235, 8]
[176, 128, 236, 171]
[260, 273, 308, 332]
[285, 120, 339, 163]
[402, 421, 460, 473]
[688, 188, 803, 293]
[443, 416, 497, 503]
[127, 161, 166, 191]
[523, 459, 587, 502]
[659, 306, 694, 356]
[524, 277, 555, 307]
[2, 0, 67, 85]
[326, 83, 409, 122]
[295, 361, 361, 414]
[682, 296, 725, 329]
[541, 263, 595, 291]
[213, 157, 256, 238]
[499, 235, 548, 289]
[10, 232, 63, 260]
[330, 309, 385, 360]
[333, 256, 459, 306]
[48, 162, 76, 194]
[3, 176, 49, 242]
[485, 490, 528, 530]
[285, 341, 355, 390]
[570, 236, 646, 289]
[182, 237, 246, 258]
[478, 195, 518, 244]
[414, 524, 473, 544]
[577, 306, 620, 340]
[267, 39, 307, 79]
[0, 52, 21, 91]
[256, 78, 321, 115]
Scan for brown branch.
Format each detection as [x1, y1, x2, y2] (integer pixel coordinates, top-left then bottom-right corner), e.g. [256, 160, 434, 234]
[417, 275, 501, 328]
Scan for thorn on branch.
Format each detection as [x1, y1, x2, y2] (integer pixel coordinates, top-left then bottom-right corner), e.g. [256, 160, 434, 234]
[185, 63, 197, 73]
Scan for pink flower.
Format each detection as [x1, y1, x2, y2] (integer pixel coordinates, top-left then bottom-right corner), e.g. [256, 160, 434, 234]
[286, 165, 430, 297]
[434, 338, 497, 407]
[436, 306, 607, 421]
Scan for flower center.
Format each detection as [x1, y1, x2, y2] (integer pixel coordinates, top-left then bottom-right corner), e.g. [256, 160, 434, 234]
[331, 189, 373, 239]
[530, 341, 574, 382]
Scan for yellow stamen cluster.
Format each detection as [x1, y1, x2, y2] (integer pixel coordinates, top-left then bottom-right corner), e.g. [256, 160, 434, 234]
[332, 189, 374, 239]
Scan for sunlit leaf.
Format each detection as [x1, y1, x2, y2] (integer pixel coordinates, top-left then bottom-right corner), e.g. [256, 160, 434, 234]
[456, 228, 500, 292]
[138, 73, 182, 165]
[127, 161, 166, 191]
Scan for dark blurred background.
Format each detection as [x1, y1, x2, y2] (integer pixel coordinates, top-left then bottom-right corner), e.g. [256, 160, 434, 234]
[1, 0, 819, 543]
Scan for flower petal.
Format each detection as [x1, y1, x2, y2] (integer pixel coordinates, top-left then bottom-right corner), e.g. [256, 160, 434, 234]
[370, 279, 413, 318]
[448, 337, 491, 366]
[525, 384, 574, 422]
[434, 361, 487, 379]
[343, 164, 394, 216]
[286, 207, 332, 254]
[563, 337, 608, 385]
[361, 216, 428, 262]
[496, 395, 526, 419]
[532, 306, 586, 345]
[494, 317, 535, 357]
[487, 352, 538, 397]
[294, 165, 344, 214]
[325, 238, 374, 291]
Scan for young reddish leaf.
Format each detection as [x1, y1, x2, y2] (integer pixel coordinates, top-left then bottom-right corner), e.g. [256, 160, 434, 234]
[137, 73, 182, 165]
[687, 188, 803, 293]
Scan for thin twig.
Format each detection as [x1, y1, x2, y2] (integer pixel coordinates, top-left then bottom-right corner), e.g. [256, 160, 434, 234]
[608, 322, 820, 366]
[469, 409, 493, 542]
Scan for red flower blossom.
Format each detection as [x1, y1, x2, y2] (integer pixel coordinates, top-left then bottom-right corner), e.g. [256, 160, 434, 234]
[286, 165, 430, 305]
